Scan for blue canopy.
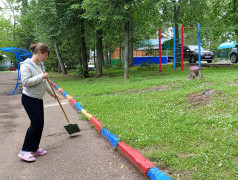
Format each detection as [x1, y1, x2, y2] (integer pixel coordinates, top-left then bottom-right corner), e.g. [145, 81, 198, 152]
[218, 41, 236, 49]
[0, 47, 32, 59]
[0, 47, 32, 95]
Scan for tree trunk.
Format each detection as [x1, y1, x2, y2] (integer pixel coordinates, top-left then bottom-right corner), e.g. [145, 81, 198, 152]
[109, 51, 111, 64]
[129, 21, 134, 67]
[118, 32, 124, 66]
[124, 20, 130, 81]
[96, 29, 103, 77]
[105, 44, 109, 65]
[188, 66, 202, 80]
[77, 43, 83, 75]
[119, 32, 122, 65]
[54, 42, 67, 75]
[80, 16, 89, 78]
[58, 63, 62, 73]
[93, 43, 96, 66]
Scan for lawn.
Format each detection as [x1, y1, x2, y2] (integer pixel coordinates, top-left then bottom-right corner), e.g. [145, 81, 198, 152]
[50, 64, 237, 179]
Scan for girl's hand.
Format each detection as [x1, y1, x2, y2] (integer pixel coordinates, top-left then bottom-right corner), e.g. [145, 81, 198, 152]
[53, 94, 63, 100]
[41, 72, 48, 79]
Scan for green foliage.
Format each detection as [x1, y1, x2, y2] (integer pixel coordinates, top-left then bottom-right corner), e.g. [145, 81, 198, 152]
[116, 59, 123, 68]
[137, 63, 158, 70]
[0, 66, 10, 71]
[0, 17, 14, 47]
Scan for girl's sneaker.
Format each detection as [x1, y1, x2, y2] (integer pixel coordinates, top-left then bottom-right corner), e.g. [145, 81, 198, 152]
[32, 148, 47, 156]
[18, 152, 36, 162]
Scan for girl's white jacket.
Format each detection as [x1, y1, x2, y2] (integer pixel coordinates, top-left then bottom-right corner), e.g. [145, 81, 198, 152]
[20, 58, 53, 99]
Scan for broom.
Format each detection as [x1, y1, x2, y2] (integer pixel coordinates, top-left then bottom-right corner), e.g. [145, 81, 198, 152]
[46, 76, 80, 135]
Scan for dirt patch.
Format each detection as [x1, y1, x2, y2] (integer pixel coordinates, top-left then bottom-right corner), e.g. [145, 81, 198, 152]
[178, 153, 196, 158]
[132, 85, 171, 93]
[226, 81, 238, 85]
[204, 82, 215, 85]
[187, 89, 222, 108]
[110, 84, 173, 95]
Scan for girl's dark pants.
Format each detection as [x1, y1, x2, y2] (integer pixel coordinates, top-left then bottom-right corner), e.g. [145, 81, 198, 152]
[21, 93, 44, 152]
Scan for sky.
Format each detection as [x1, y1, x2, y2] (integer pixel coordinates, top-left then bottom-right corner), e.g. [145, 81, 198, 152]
[0, 0, 20, 24]
[0, 0, 10, 19]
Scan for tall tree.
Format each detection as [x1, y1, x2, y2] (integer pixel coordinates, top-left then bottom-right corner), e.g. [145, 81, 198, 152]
[0, 17, 14, 48]
[82, 0, 105, 77]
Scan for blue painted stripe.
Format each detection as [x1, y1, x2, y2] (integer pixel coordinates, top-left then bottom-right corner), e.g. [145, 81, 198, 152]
[55, 85, 59, 89]
[101, 128, 119, 148]
[74, 102, 83, 111]
[147, 167, 171, 180]
[62, 91, 68, 97]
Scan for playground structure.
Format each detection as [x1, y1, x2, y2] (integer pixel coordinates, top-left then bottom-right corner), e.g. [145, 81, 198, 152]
[158, 23, 201, 72]
[218, 41, 236, 61]
[0, 47, 32, 95]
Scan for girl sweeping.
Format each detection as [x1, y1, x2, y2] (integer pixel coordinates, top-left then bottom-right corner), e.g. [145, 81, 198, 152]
[19, 43, 62, 162]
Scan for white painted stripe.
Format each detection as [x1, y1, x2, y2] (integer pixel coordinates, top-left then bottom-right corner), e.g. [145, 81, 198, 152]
[44, 100, 69, 108]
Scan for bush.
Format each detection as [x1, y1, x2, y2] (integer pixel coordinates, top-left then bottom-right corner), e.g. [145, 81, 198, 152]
[0, 66, 10, 71]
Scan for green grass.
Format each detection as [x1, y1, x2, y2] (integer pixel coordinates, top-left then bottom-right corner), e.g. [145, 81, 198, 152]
[50, 64, 238, 179]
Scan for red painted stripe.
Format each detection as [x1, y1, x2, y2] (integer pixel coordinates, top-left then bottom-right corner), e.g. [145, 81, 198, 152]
[59, 88, 64, 93]
[53, 83, 57, 87]
[69, 98, 77, 106]
[158, 28, 162, 72]
[89, 116, 102, 133]
[181, 25, 184, 71]
[117, 142, 154, 175]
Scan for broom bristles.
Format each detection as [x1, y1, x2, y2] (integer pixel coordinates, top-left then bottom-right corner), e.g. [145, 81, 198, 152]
[64, 124, 81, 135]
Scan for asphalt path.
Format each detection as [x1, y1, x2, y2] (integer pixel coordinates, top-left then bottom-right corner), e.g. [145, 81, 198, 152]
[0, 71, 147, 180]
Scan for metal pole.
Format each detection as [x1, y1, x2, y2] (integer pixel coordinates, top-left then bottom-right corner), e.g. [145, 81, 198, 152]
[198, 23, 201, 66]
[173, 27, 176, 70]
[225, 49, 227, 60]
[158, 29, 162, 72]
[181, 25, 184, 71]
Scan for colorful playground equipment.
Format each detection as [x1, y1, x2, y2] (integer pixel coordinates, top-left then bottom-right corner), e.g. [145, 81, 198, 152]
[173, 24, 201, 70]
[158, 23, 201, 72]
[0, 47, 32, 94]
[218, 41, 236, 61]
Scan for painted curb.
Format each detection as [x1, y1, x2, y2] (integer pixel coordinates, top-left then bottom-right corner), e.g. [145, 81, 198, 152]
[74, 102, 83, 111]
[58, 88, 64, 94]
[62, 91, 68, 97]
[58, 87, 63, 93]
[147, 167, 172, 180]
[89, 116, 102, 133]
[117, 142, 154, 175]
[81, 109, 93, 119]
[53, 83, 57, 87]
[66, 95, 73, 101]
[69, 98, 77, 106]
[101, 128, 119, 148]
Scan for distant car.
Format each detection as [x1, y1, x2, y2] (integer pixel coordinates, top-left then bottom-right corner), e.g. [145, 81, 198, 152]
[183, 45, 215, 63]
[230, 45, 238, 63]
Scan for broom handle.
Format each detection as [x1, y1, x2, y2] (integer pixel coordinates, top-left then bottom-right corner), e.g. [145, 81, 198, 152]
[46, 78, 71, 124]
